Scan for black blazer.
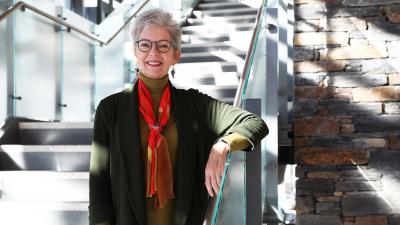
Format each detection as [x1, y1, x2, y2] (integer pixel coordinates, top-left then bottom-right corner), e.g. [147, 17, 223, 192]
[89, 81, 268, 225]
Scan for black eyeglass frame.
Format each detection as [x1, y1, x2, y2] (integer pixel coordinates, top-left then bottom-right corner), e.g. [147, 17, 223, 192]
[135, 39, 175, 53]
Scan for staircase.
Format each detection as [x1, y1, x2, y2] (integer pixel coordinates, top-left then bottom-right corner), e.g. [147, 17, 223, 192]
[0, 119, 92, 225]
[173, 0, 258, 104]
[0, 0, 294, 224]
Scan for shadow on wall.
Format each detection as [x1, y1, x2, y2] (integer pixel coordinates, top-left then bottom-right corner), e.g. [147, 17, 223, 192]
[293, 0, 400, 224]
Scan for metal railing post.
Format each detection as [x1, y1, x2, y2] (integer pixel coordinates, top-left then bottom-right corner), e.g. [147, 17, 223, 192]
[6, 6, 16, 118]
[264, 6, 281, 223]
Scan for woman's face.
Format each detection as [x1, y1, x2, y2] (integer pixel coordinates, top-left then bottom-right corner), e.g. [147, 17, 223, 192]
[134, 24, 180, 79]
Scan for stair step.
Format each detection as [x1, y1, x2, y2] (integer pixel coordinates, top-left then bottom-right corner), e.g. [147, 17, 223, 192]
[203, 0, 243, 2]
[186, 14, 256, 26]
[198, 1, 254, 10]
[180, 50, 246, 63]
[0, 145, 90, 171]
[175, 61, 240, 74]
[0, 200, 88, 210]
[182, 30, 252, 44]
[174, 84, 237, 100]
[0, 171, 88, 201]
[0, 201, 88, 225]
[172, 72, 239, 86]
[182, 23, 254, 35]
[193, 7, 258, 18]
[19, 122, 93, 129]
[181, 42, 247, 53]
[19, 122, 93, 145]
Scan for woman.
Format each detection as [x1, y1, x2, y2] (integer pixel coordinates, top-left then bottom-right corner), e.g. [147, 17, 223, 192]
[89, 9, 268, 225]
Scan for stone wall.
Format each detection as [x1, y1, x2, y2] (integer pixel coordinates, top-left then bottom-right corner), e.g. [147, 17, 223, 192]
[293, 0, 400, 225]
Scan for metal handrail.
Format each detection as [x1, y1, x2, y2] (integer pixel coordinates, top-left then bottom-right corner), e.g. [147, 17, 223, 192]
[0, 0, 149, 45]
[233, 0, 267, 107]
[205, 1, 268, 224]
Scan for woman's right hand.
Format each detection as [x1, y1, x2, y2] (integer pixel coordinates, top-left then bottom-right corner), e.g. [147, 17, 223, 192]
[204, 140, 230, 197]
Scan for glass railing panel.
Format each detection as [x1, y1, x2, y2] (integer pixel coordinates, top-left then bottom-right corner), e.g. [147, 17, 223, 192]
[0, 1, 10, 15]
[1, 0, 149, 121]
[94, 12, 128, 107]
[209, 1, 267, 224]
[94, 0, 150, 108]
[0, 9, 7, 123]
[13, 7, 59, 120]
[211, 152, 246, 225]
[60, 7, 93, 121]
[180, 0, 197, 20]
[181, 0, 194, 11]
[95, 0, 147, 39]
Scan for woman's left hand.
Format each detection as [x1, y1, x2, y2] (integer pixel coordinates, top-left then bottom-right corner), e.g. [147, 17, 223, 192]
[205, 140, 230, 197]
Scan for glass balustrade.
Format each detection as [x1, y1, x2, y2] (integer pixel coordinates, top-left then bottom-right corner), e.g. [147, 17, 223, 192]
[0, 3, 7, 124]
[59, 7, 92, 121]
[208, 1, 268, 224]
[13, 6, 59, 120]
[181, 0, 198, 20]
[0, 0, 149, 122]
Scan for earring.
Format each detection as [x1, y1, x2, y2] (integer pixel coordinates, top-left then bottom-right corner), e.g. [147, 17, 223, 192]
[171, 66, 175, 79]
[135, 67, 139, 77]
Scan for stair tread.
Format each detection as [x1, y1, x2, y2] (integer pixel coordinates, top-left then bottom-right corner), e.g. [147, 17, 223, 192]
[202, 0, 242, 1]
[175, 84, 238, 89]
[194, 7, 258, 15]
[19, 122, 93, 129]
[181, 41, 245, 48]
[0, 201, 88, 211]
[181, 49, 245, 57]
[0, 171, 88, 179]
[0, 145, 91, 152]
[203, 0, 240, 2]
[183, 30, 252, 37]
[187, 14, 256, 23]
[198, 1, 254, 8]
[173, 71, 238, 78]
[182, 22, 254, 31]
[176, 61, 237, 66]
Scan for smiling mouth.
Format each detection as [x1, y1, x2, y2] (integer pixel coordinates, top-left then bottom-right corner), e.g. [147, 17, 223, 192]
[146, 61, 162, 66]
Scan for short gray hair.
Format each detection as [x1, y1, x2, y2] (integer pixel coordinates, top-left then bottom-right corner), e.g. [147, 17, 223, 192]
[131, 9, 182, 51]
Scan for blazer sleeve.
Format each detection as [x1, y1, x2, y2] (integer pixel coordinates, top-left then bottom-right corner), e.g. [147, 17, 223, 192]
[190, 89, 269, 151]
[89, 100, 115, 225]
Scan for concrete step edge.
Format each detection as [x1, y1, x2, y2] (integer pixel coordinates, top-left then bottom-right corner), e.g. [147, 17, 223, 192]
[173, 72, 239, 78]
[0, 171, 88, 179]
[182, 30, 252, 38]
[198, 1, 251, 8]
[0, 201, 88, 211]
[19, 122, 93, 129]
[187, 14, 256, 22]
[175, 84, 238, 90]
[175, 61, 237, 66]
[181, 41, 246, 48]
[194, 7, 258, 15]
[181, 50, 245, 57]
[182, 22, 254, 31]
[0, 145, 91, 152]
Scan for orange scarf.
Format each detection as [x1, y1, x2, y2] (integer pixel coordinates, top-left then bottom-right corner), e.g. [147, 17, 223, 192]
[138, 79, 174, 209]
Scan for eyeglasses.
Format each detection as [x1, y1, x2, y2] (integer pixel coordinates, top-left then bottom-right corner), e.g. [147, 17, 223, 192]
[135, 39, 173, 53]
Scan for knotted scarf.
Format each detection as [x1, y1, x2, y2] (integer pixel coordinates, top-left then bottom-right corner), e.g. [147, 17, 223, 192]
[138, 78, 174, 209]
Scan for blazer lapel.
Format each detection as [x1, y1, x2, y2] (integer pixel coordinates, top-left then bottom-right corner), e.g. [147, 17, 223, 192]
[117, 82, 147, 225]
[171, 85, 196, 225]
